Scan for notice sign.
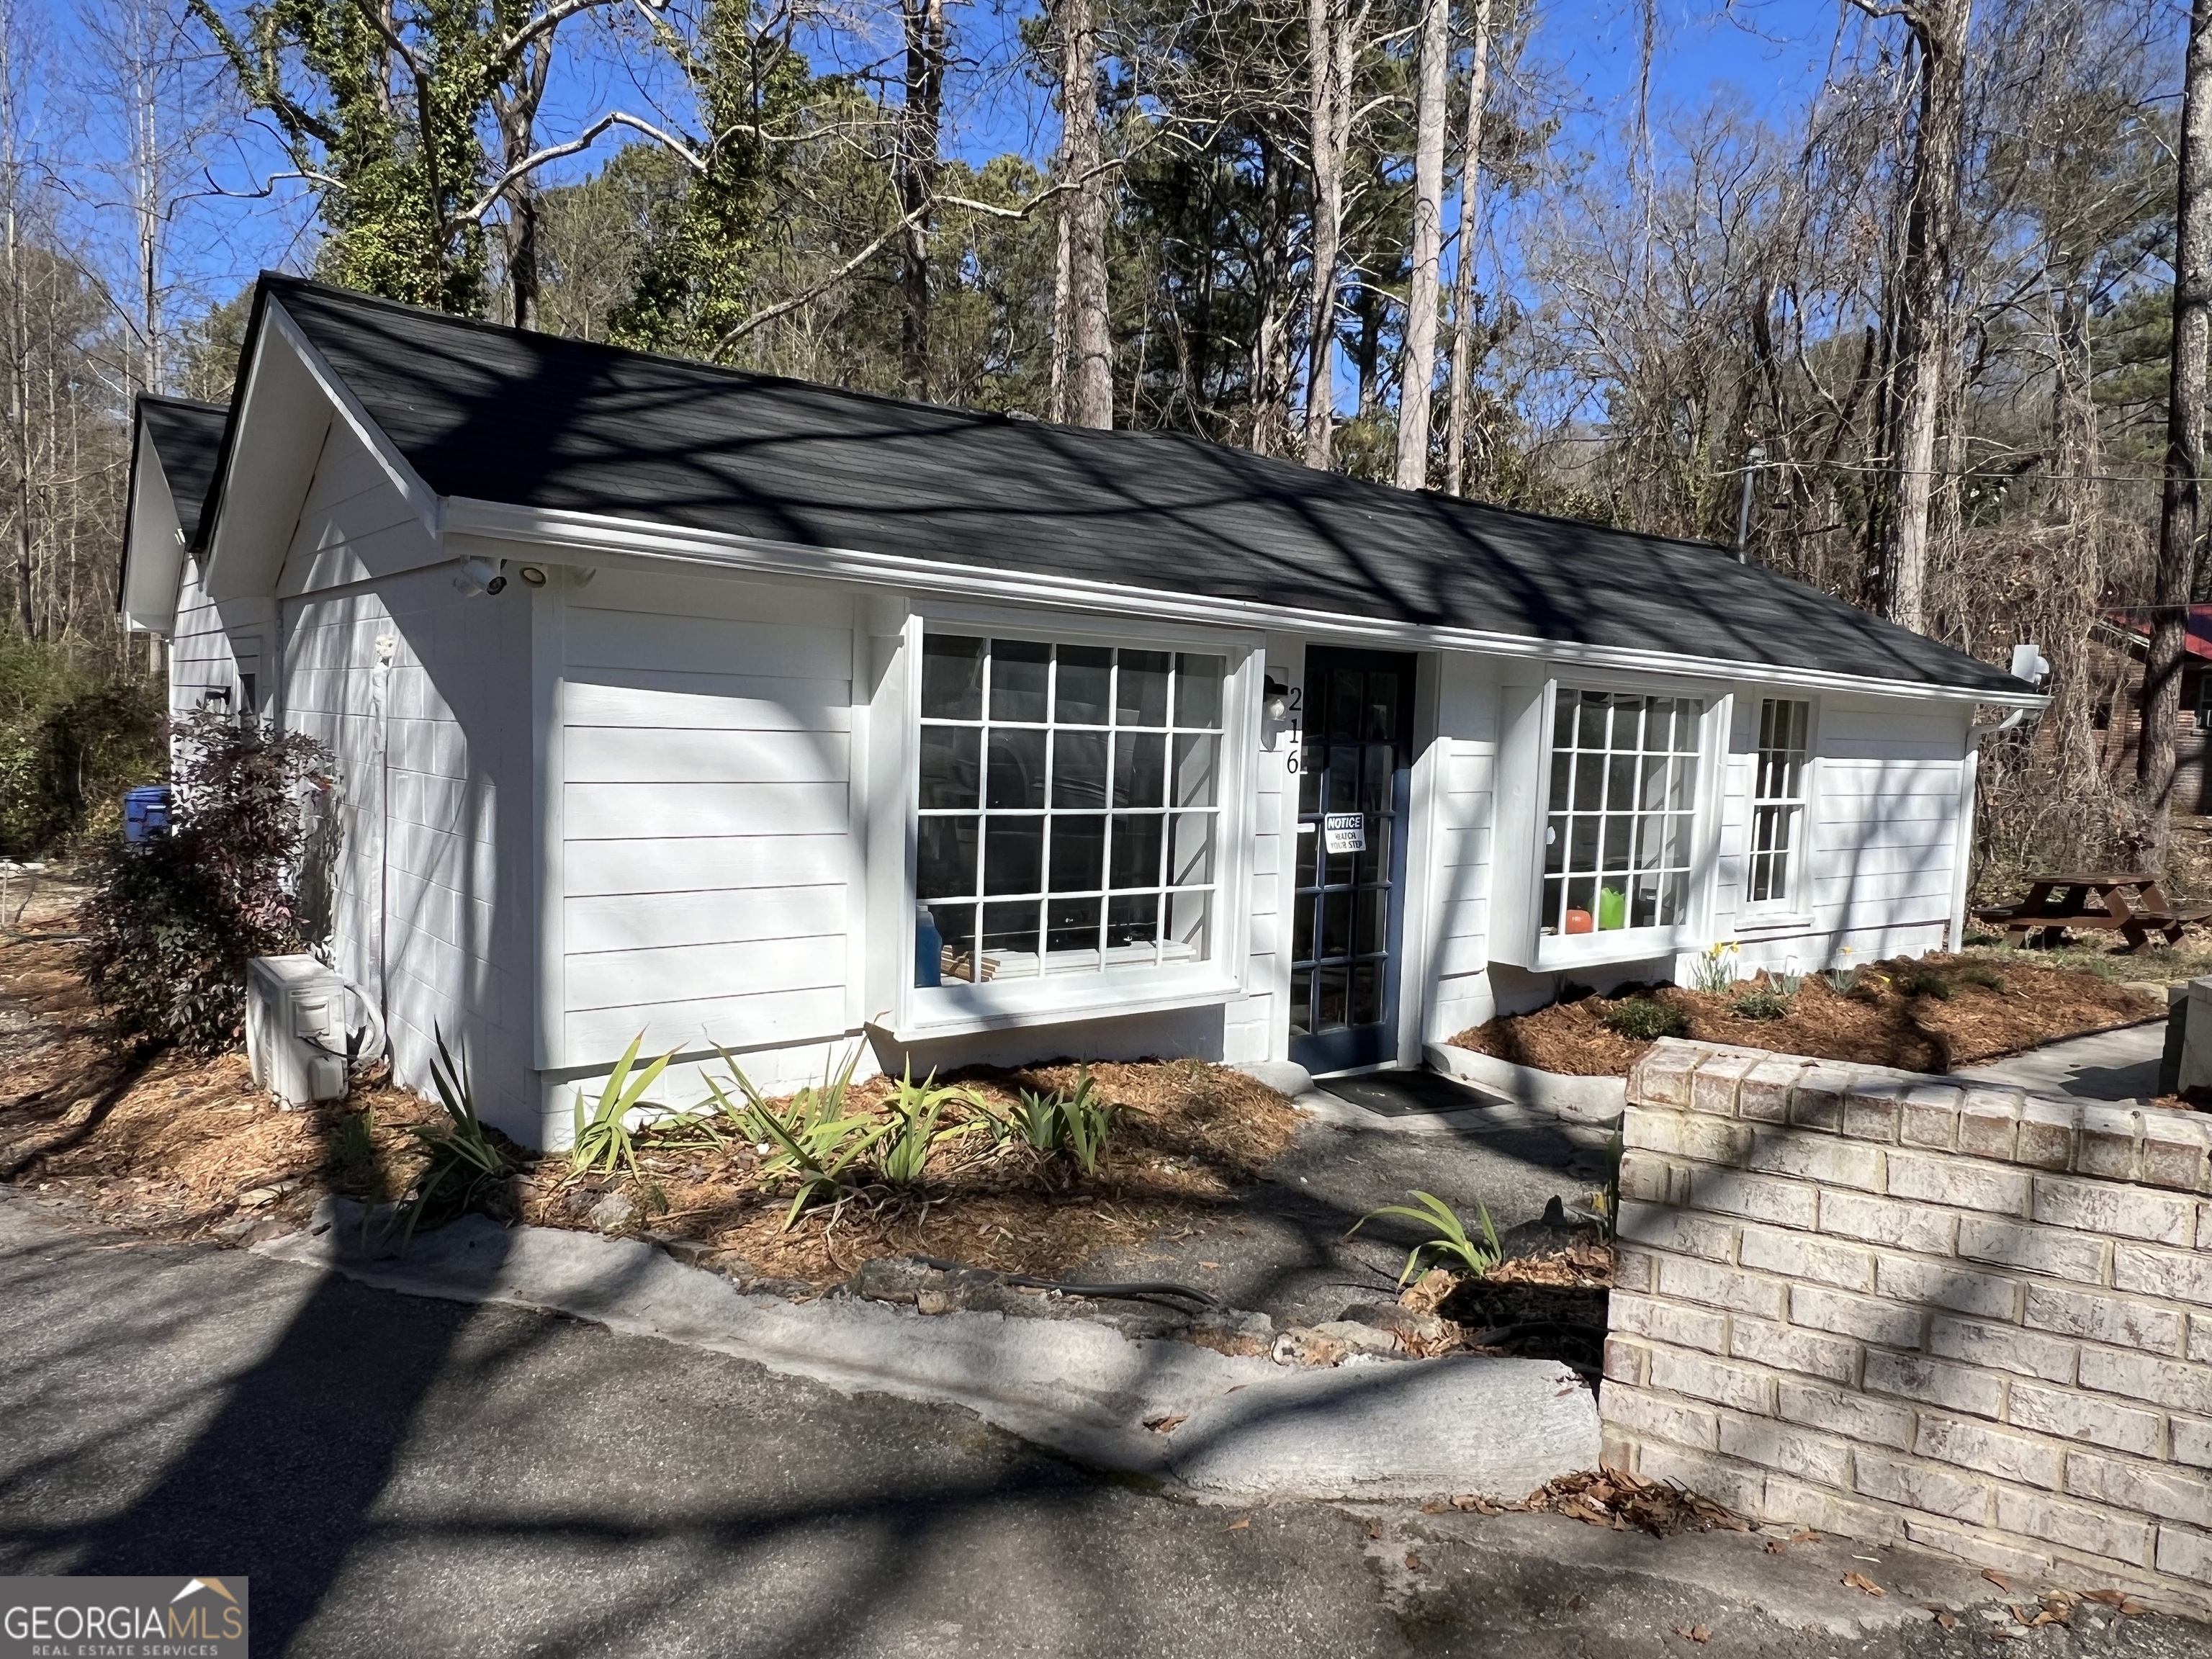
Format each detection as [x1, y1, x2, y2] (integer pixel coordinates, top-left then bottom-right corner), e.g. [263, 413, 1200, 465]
[1323, 812, 1366, 855]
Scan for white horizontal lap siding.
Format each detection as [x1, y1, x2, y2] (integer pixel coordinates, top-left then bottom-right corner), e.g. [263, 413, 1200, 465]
[1425, 658, 1499, 1040]
[168, 557, 240, 717]
[559, 572, 855, 1065]
[1802, 696, 1969, 960]
[278, 482, 534, 1136]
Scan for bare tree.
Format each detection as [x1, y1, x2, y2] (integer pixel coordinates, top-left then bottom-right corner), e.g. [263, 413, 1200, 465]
[2139, 0, 2212, 855]
[1393, 0, 1451, 489]
[899, 0, 948, 397]
[1444, 0, 1491, 497]
[1055, 0, 1112, 426]
[1859, 0, 1973, 634]
[1302, 0, 1366, 467]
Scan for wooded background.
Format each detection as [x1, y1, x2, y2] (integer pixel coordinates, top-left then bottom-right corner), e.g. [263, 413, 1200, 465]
[0, 0, 2203, 891]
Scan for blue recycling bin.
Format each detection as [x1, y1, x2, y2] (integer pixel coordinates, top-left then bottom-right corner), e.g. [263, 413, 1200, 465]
[123, 786, 171, 843]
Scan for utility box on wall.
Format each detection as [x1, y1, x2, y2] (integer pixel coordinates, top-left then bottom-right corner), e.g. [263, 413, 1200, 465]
[245, 954, 351, 1107]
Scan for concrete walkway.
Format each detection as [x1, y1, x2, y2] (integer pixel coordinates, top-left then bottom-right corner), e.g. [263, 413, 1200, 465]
[1954, 1019, 2168, 1102]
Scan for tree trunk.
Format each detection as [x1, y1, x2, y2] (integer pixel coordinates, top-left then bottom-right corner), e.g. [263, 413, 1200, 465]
[1443, 0, 1491, 498]
[495, 43, 551, 331]
[1873, 0, 1972, 636]
[899, 0, 947, 399]
[2139, 0, 2212, 857]
[1301, 0, 1346, 468]
[1056, 0, 1112, 427]
[1393, 0, 1451, 490]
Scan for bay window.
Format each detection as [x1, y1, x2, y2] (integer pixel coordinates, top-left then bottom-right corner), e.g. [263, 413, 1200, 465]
[1540, 688, 1704, 938]
[914, 629, 1231, 992]
[1492, 676, 1721, 971]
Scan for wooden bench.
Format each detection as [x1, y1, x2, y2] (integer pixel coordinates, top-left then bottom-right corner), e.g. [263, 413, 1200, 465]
[1974, 871, 2212, 953]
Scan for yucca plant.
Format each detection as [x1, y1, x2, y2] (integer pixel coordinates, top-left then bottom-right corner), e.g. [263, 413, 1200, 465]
[1349, 1190, 1504, 1285]
[703, 1047, 887, 1227]
[391, 1028, 516, 1250]
[570, 1033, 676, 1178]
[1000, 1087, 1066, 1153]
[1058, 1068, 1116, 1177]
[875, 1064, 979, 1188]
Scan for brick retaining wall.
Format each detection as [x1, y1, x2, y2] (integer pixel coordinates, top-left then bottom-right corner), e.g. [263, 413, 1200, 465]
[1601, 1038, 2212, 1612]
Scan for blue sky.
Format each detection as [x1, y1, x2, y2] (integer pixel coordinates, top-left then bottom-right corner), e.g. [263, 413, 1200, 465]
[37, 1, 1891, 324]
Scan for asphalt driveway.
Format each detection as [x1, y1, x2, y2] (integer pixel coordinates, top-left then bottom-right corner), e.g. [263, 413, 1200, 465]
[1, 1191, 2206, 1659]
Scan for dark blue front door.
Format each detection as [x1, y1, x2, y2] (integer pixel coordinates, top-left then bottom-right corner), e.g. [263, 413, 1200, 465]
[1289, 649, 1415, 1074]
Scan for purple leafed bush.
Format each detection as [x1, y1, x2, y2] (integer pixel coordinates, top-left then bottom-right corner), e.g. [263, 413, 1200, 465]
[81, 711, 336, 1052]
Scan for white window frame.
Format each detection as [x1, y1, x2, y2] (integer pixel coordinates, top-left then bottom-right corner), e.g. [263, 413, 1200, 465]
[1743, 695, 1817, 921]
[1490, 672, 1727, 973]
[886, 607, 1258, 1039]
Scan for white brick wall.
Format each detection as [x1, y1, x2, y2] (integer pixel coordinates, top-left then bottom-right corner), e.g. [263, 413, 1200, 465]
[1603, 1039, 2212, 1615]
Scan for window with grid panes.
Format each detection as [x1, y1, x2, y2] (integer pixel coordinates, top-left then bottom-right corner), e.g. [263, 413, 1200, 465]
[1541, 689, 1703, 936]
[915, 633, 1226, 984]
[1747, 698, 1810, 907]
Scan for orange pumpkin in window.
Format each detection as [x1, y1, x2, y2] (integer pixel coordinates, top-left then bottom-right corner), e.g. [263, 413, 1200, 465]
[1563, 908, 1595, 935]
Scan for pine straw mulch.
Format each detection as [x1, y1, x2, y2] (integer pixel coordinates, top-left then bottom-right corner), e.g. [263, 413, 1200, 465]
[0, 899, 444, 1242]
[522, 1058, 1302, 1285]
[0, 894, 1302, 1278]
[1451, 952, 2162, 1079]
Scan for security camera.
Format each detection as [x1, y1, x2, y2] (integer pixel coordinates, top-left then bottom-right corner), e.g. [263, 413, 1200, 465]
[454, 557, 506, 596]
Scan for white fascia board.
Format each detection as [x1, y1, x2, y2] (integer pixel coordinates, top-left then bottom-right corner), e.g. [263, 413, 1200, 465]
[120, 424, 184, 635]
[201, 300, 440, 603]
[442, 497, 2051, 710]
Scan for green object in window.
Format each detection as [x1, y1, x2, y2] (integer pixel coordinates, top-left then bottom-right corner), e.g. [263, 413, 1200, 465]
[1597, 885, 1628, 930]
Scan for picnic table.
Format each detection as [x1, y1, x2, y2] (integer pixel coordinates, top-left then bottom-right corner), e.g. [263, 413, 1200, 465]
[1973, 871, 2212, 953]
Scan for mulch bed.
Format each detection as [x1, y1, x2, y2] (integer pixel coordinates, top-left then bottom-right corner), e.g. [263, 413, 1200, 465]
[524, 1058, 1301, 1285]
[0, 891, 1301, 1283]
[1452, 953, 2162, 1079]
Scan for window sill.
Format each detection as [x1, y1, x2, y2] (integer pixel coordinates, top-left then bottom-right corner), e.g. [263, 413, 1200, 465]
[1735, 912, 1814, 935]
[886, 969, 1245, 1042]
[1531, 926, 1701, 973]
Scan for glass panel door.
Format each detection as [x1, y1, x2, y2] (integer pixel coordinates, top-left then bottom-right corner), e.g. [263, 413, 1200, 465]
[1290, 649, 1416, 1073]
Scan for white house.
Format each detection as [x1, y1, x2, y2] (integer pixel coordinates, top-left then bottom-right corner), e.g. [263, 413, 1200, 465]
[120, 276, 2046, 1148]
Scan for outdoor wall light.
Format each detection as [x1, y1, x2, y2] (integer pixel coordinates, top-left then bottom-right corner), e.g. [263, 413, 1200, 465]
[1263, 675, 1291, 723]
[517, 565, 549, 587]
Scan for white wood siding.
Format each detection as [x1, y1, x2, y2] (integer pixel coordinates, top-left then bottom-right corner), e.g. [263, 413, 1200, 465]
[1714, 691, 1966, 973]
[1421, 654, 1501, 1040]
[276, 424, 531, 1138]
[556, 570, 858, 1075]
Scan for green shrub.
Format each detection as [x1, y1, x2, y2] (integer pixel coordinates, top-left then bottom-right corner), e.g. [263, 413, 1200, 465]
[1731, 988, 1792, 1020]
[1955, 961, 2004, 990]
[1606, 997, 1687, 1040]
[79, 711, 334, 1051]
[1892, 966, 1954, 1001]
[0, 641, 163, 857]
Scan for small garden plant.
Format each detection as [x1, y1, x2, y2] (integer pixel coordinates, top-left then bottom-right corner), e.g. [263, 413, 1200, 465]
[1349, 1190, 1503, 1285]
[1606, 997, 1686, 1040]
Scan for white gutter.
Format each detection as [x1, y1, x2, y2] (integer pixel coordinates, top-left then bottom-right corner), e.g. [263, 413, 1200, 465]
[444, 497, 2051, 709]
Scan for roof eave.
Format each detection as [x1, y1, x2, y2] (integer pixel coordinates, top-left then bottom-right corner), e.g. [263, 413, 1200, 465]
[444, 497, 2048, 709]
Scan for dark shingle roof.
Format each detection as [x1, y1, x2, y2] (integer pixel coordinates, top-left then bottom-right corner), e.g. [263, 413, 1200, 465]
[253, 276, 2026, 697]
[140, 395, 229, 547]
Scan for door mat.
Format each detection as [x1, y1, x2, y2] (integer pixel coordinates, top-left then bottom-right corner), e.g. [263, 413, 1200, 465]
[1317, 1069, 1503, 1118]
